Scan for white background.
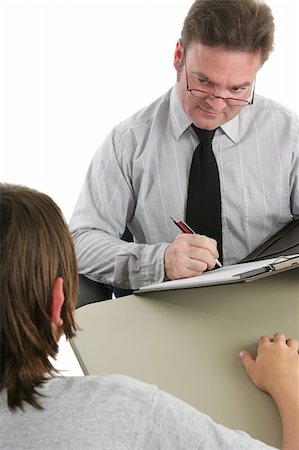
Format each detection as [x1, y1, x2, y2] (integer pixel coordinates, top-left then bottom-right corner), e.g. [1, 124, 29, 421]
[0, 0, 298, 222]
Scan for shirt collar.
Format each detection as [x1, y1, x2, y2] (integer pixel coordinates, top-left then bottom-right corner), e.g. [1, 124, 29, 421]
[170, 86, 239, 144]
[221, 115, 239, 143]
[170, 86, 192, 140]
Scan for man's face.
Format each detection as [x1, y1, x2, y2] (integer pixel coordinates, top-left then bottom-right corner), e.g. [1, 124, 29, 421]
[174, 41, 261, 130]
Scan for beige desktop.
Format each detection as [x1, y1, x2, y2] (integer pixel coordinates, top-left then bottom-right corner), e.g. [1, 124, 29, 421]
[72, 268, 299, 448]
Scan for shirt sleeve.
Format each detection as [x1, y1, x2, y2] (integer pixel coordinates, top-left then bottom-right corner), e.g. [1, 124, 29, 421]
[144, 388, 279, 450]
[69, 128, 168, 290]
[290, 112, 299, 216]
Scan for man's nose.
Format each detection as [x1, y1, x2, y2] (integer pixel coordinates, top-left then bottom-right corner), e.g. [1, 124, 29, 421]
[205, 95, 227, 111]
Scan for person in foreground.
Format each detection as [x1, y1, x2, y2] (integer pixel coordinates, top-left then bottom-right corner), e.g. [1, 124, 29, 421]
[70, 0, 299, 291]
[1, 184, 298, 449]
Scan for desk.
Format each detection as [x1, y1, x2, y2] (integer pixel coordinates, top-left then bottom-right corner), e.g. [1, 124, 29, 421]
[72, 269, 299, 448]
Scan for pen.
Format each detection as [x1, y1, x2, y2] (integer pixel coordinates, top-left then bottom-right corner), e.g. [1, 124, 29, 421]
[170, 216, 223, 268]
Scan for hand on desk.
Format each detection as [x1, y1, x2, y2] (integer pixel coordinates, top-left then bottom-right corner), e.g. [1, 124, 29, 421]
[240, 332, 299, 450]
[164, 233, 219, 280]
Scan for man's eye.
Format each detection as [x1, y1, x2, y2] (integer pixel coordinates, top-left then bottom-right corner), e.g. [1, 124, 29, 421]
[232, 87, 246, 94]
[197, 78, 208, 84]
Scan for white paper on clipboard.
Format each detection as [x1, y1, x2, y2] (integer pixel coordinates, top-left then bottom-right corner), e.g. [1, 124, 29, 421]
[135, 255, 299, 294]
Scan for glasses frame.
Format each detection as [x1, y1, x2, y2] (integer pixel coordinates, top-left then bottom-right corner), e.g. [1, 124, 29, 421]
[184, 59, 255, 107]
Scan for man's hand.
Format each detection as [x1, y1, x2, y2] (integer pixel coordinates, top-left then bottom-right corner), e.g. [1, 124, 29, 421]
[164, 233, 220, 280]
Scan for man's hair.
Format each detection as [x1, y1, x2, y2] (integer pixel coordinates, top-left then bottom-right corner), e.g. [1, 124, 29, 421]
[181, 0, 275, 64]
[0, 184, 77, 411]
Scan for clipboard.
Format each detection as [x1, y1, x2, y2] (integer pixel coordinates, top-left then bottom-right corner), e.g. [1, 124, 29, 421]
[135, 255, 299, 294]
[241, 217, 299, 262]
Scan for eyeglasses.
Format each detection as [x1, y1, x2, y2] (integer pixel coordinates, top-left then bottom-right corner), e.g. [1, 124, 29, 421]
[184, 61, 255, 107]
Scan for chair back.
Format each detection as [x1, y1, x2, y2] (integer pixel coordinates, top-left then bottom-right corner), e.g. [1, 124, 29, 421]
[76, 274, 112, 308]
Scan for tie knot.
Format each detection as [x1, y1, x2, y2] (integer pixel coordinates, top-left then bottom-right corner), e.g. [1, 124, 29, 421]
[192, 124, 216, 144]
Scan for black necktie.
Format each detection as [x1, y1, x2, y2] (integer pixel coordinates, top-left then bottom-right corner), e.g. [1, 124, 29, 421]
[186, 124, 223, 263]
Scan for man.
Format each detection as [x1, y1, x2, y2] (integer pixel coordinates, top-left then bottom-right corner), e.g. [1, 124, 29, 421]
[70, 0, 299, 290]
[0, 183, 298, 449]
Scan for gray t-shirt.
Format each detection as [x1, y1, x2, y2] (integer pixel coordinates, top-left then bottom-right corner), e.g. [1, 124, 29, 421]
[0, 374, 277, 449]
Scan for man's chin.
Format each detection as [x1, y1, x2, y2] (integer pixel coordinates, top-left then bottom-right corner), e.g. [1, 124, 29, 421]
[192, 115, 222, 130]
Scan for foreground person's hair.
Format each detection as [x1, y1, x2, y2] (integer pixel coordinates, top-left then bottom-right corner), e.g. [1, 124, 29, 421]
[0, 184, 78, 410]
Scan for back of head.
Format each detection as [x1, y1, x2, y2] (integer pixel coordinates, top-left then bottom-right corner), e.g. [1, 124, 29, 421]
[181, 0, 275, 64]
[0, 184, 77, 411]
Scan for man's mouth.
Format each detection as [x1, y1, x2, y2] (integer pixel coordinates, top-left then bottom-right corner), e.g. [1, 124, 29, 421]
[198, 105, 223, 115]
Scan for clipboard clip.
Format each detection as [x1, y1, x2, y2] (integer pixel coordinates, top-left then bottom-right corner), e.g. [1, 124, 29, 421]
[269, 255, 299, 271]
[239, 255, 299, 280]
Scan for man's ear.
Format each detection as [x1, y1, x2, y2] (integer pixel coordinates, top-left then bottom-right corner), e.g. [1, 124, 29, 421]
[173, 39, 184, 70]
[51, 277, 65, 326]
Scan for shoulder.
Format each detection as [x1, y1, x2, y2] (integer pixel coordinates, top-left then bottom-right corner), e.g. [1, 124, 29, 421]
[107, 89, 172, 153]
[42, 374, 158, 406]
[238, 94, 299, 143]
[115, 89, 172, 135]
[251, 94, 298, 123]
[92, 89, 172, 162]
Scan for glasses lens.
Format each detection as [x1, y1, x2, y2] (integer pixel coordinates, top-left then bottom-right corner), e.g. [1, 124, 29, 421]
[226, 98, 250, 106]
[189, 90, 250, 106]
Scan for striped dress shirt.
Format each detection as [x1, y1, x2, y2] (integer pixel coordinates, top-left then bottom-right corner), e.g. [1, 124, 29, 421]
[69, 87, 299, 289]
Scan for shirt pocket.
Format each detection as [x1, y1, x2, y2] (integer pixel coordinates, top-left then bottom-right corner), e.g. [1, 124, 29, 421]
[241, 186, 291, 232]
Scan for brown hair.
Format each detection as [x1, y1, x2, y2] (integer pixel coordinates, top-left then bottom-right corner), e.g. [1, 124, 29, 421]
[181, 0, 275, 64]
[0, 184, 77, 410]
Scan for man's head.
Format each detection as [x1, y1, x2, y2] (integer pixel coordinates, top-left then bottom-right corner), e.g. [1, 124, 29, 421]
[174, 0, 275, 130]
[0, 184, 77, 410]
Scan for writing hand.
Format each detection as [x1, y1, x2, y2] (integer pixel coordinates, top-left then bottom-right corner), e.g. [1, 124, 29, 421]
[164, 233, 219, 280]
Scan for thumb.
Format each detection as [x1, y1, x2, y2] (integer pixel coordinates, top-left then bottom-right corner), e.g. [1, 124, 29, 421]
[239, 350, 255, 374]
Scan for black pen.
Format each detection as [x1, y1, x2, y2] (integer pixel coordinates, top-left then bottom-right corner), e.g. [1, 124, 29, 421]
[171, 216, 223, 268]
